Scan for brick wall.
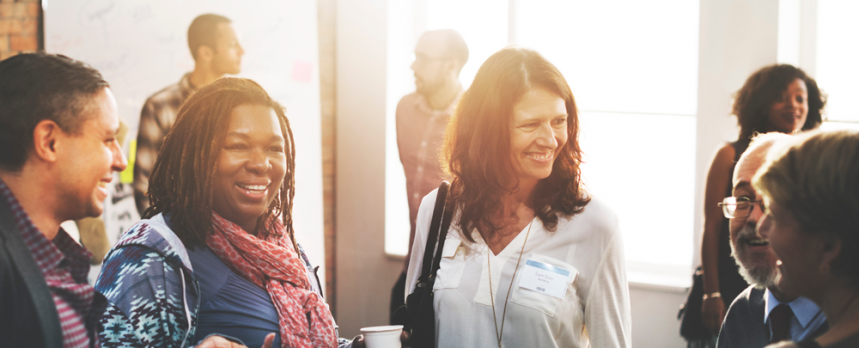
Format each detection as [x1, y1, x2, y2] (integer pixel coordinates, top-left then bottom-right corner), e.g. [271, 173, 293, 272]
[0, 0, 40, 61]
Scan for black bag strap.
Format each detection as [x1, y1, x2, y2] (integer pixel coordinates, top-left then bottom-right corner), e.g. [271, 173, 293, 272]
[417, 181, 450, 286]
[429, 198, 454, 281]
[411, 182, 453, 325]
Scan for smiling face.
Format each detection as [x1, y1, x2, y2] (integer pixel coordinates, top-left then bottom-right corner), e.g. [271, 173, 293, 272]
[757, 199, 820, 297]
[767, 78, 808, 134]
[509, 88, 568, 189]
[730, 151, 779, 288]
[211, 104, 286, 233]
[55, 87, 127, 219]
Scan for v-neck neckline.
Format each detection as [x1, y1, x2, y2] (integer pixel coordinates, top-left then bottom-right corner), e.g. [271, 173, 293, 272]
[477, 217, 539, 258]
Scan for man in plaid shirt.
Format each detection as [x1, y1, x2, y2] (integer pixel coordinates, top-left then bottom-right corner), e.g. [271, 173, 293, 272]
[0, 53, 127, 348]
[133, 13, 244, 215]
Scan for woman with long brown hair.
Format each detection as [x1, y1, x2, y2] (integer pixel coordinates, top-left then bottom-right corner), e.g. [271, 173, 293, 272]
[405, 47, 631, 347]
[96, 78, 339, 348]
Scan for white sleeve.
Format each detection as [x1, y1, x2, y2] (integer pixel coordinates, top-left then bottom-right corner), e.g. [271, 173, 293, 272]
[404, 188, 439, 302]
[584, 231, 632, 348]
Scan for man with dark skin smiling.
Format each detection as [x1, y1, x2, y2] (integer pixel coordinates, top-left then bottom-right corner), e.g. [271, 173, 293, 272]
[717, 133, 828, 348]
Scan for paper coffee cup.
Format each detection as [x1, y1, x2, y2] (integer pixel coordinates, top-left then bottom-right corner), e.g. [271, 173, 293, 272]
[360, 325, 403, 348]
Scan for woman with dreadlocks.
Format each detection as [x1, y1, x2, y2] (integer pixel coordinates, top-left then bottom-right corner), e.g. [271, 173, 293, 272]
[95, 78, 340, 348]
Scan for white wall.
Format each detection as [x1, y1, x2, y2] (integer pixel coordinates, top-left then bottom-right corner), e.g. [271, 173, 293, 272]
[630, 286, 688, 348]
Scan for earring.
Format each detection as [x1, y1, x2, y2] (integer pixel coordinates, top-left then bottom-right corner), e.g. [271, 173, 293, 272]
[820, 264, 830, 274]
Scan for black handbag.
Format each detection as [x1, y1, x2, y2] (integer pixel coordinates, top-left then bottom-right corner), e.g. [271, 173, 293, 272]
[392, 181, 453, 348]
[678, 266, 711, 340]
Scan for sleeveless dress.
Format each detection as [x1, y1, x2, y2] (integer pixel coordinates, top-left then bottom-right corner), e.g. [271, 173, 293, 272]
[717, 139, 751, 308]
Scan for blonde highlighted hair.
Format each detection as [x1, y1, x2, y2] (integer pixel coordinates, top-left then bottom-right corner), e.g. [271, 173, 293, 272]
[753, 129, 859, 287]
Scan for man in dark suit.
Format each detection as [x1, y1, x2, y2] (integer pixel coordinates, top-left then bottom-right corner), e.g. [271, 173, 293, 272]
[716, 133, 828, 348]
[0, 53, 128, 348]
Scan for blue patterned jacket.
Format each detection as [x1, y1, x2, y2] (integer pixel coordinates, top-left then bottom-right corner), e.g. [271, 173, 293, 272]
[96, 214, 200, 348]
[95, 213, 352, 348]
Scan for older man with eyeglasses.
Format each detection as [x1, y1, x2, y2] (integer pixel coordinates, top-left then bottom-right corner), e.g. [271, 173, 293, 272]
[715, 133, 829, 348]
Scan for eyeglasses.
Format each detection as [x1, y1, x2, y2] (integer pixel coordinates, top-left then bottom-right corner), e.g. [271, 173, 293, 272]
[718, 197, 765, 219]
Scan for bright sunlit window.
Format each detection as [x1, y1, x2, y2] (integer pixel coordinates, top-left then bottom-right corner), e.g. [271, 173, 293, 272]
[516, 0, 700, 286]
[386, 0, 700, 287]
[817, 0, 859, 124]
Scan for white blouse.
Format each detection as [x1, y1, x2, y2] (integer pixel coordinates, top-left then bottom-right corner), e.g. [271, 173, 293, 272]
[405, 189, 631, 348]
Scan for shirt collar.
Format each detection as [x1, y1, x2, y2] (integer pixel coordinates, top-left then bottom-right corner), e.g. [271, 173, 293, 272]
[54, 229, 94, 265]
[0, 178, 93, 275]
[764, 287, 823, 328]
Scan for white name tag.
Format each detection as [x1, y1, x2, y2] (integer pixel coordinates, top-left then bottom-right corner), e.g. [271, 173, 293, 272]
[518, 259, 572, 299]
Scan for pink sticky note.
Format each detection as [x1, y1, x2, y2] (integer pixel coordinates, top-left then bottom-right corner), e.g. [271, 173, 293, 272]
[291, 60, 314, 84]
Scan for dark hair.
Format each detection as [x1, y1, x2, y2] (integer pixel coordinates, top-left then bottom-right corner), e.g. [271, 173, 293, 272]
[187, 14, 232, 60]
[144, 78, 297, 249]
[0, 53, 109, 172]
[733, 64, 826, 140]
[442, 47, 590, 242]
[754, 130, 859, 288]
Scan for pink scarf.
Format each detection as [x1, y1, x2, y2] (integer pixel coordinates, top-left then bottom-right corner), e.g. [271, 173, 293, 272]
[207, 213, 337, 348]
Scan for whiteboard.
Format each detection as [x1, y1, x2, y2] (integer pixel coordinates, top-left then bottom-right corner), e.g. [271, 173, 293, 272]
[45, 0, 326, 289]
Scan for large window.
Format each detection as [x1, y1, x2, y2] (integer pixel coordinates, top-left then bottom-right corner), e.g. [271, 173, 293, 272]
[776, 0, 859, 130]
[515, 1, 700, 286]
[817, 0, 859, 128]
[386, 0, 700, 287]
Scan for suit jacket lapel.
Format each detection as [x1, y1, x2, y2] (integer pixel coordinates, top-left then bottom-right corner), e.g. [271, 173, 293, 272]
[750, 288, 771, 345]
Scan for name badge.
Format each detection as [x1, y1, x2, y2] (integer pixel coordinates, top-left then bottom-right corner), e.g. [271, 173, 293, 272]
[518, 259, 572, 299]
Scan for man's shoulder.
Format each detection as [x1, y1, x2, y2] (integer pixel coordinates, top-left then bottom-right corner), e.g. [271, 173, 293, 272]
[0, 203, 63, 348]
[143, 73, 192, 109]
[144, 82, 184, 107]
[396, 92, 421, 114]
[723, 285, 767, 330]
[719, 286, 769, 348]
[399, 92, 421, 104]
[0, 199, 39, 280]
[727, 285, 765, 312]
